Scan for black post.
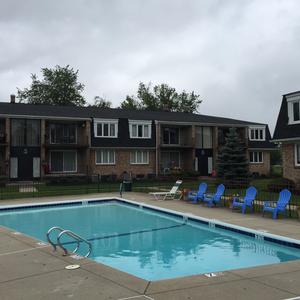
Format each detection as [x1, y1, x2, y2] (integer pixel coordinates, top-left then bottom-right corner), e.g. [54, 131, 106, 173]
[97, 174, 100, 193]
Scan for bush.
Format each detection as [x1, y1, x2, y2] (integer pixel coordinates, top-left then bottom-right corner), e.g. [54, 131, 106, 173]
[267, 178, 296, 193]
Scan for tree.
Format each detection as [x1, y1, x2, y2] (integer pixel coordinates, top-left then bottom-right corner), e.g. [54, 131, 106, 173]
[217, 127, 249, 179]
[120, 96, 143, 110]
[92, 96, 112, 108]
[120, 82, 202, 113]
[17, 65, 86, 106]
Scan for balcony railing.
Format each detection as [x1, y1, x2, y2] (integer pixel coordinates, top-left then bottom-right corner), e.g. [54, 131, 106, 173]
[45, 135, 89, 148]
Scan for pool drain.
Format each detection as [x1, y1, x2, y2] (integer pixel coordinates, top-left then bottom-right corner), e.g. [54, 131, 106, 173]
[65, 264, 80, 270]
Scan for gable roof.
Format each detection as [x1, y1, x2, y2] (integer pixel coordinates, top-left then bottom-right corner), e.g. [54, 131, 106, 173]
[273, 92, 300, 141]
[0, 102, 265, 126]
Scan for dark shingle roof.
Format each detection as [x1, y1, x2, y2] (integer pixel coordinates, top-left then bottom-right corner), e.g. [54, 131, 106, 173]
[0, 102, 265, 126]
[273, 93, 300, 141]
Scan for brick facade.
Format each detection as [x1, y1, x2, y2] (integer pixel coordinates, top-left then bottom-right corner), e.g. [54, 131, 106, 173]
[282, 143, 300, 184]
[90, 149, 156, 178]
[249, 150, 271, 176]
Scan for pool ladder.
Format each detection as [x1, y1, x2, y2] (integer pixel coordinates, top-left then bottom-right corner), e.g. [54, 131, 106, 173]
[46, 226, 92, 257]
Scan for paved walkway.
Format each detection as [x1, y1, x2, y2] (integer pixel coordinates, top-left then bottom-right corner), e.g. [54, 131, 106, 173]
[0, 192, 300, 299]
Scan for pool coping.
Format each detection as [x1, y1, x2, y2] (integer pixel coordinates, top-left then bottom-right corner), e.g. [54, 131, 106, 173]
[1, 196, 300, 298]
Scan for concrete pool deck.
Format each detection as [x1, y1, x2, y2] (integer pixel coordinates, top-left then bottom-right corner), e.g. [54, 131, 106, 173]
[0, 192, 300, 299]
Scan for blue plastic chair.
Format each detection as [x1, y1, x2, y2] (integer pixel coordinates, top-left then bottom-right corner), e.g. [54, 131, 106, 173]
[203, 184, 225, 207]
[188, 182, 207, 203]
[232, 186, 257, 214]
[262, 189, 291, 219]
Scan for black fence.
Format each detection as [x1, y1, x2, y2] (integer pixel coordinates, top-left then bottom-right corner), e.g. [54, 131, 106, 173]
[0, 176, 299, 219]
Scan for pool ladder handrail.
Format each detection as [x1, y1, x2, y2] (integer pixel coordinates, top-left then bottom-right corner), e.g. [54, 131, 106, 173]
[46, 226, 92, 257]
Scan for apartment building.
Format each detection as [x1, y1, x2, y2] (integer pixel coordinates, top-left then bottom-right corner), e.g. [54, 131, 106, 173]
[0, 97, 274, 181]
[273, 91, 300, 183]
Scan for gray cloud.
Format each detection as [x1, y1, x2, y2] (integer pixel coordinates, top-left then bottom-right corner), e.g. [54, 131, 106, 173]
[1, 0, 300, 131]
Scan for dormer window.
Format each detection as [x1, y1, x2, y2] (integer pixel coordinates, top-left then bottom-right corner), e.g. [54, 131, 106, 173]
[249, 126, 265, 141]
[94, 119, 118, 138]
[129, 120, 152, 139]
[287, 94, 300, 124]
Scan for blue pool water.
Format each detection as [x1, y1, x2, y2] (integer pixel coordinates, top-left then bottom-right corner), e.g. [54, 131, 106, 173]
[1, 200, 300, 281]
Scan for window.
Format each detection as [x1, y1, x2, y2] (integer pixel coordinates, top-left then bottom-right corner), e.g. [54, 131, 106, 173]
[50, 151, 77, 172]
[249, 127, 265, 141]
[95, 149, 115, 165]
[195, 126, 212, 148]
[11, 119, 40, 146]
[295, 144, 300, 166]
[130, 150, 149, 164]
[129, 120, 151, 138]
[287, 94, 300, 124]
[94, 119, 118, 138]
[249, 151, 263, 163]
[163, 127, 180, 144]
[50, 123, 76, 144]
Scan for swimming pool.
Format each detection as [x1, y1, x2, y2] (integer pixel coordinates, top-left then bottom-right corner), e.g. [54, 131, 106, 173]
[1, 198, 300, 281]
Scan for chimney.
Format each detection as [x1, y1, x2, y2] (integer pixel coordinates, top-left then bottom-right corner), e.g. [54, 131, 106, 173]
[10, 94, 16, 104]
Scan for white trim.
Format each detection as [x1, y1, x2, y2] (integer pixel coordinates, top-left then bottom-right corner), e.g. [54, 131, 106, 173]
[49, 150, 77, 173]
[294, 144, 300, 167]
[286, 94, 300, 125]
[249, 151, 263, 164]
[128, 120, 152, 139]
[130, 150, 149, 165]
[248, 126, 266, 141]
[272, 137, 300, 143]
[94, 118, 118, 138]
[95, 149, 116, 165]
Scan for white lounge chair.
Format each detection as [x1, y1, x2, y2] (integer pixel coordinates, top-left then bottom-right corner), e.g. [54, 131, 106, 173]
[149, 180, 183, 200]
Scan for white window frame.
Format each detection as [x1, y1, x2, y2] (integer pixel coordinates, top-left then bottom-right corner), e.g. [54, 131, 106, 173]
[95, 149, 116, 165]
[49, 150, 77, 173]
[294, 144, 300, 166]
[94, 118, 118, 138]
[130, 150, 149, 165]
[287, 94, 300, 125]
[249, 126, 266, 141]
[129, 120, 152, 139]
[249, 151, 263, 164]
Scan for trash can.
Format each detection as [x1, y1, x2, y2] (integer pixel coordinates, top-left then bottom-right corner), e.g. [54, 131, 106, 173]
[121, 171, 132, 192]
[123, 181, 132, 192]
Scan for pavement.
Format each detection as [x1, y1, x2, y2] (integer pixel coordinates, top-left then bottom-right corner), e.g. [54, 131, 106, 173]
[0, 192, 300, 300]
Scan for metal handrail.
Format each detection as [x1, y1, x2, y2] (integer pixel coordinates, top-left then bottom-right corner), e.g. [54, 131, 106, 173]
[57, 230, 92, 257]
[46, 226, 92, 257]
[46, 226, 65, 251]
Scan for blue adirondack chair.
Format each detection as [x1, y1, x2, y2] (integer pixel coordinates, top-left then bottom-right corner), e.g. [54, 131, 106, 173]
[188, 182, 207, 203]
[232, 186, 257, 214]
[203, 184, 225, 207]
[262, 189, 291, 219]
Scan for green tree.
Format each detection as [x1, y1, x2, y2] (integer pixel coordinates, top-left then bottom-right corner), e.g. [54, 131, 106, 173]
[120, 82, 202, 113]
[17, 65, 86, 106]
[217, 127, 249, 179]
[120, 95, 142, 110]
[92, 96, 112, 108]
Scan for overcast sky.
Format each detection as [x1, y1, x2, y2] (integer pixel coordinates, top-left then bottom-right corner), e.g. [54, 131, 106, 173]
[1, 0, 300, 132]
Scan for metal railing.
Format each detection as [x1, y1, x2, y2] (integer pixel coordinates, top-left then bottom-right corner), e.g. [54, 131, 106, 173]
[47, 226, 92, 257]
[0, 176, 299, 218]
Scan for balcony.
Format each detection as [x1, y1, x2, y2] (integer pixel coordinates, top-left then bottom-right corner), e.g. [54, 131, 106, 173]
[160, 127, 193, 148]
[45, 135, 89, 148]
